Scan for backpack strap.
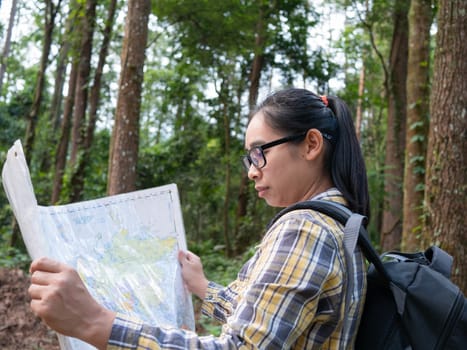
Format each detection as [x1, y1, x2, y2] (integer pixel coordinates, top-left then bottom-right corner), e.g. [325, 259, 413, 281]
[342, 211, 364, 257]
[340, 211, 366, 338]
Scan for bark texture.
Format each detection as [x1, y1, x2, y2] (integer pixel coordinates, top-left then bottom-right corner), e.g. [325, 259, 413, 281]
[380, 0, 410, 251]
[107, 0, 151, 195]
[424, 0, 467, 294]
[402, 0, 432, 250]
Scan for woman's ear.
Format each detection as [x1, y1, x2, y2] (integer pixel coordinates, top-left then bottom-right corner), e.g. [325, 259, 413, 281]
[303, 129, 324, 161]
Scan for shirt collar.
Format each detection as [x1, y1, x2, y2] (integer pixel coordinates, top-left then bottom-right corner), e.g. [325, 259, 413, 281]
[308, 187, 347, 206]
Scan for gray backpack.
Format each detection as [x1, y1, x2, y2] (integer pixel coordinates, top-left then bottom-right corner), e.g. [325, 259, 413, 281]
[269, 200, 467, 350]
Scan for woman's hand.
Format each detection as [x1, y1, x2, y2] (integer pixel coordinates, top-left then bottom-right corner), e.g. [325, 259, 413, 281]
[178, 250, 209, 300]
[28, 257, 116, 350]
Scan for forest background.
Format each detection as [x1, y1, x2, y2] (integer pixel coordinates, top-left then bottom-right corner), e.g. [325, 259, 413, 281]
[0, 0, 465, 334]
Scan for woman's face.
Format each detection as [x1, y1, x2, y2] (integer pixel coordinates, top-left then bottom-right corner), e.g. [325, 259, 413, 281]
[244, 112, 316, 207]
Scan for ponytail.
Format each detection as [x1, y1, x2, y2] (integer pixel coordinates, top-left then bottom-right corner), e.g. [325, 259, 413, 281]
[327, 96, 370, 221]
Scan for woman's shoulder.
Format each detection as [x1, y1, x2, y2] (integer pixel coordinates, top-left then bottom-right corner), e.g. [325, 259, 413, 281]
[271, 208, 341, 233]
[266, 210, 342, 247]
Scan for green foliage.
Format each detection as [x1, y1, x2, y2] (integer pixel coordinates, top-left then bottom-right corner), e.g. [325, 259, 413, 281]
[139, 119, 248, 247]
[0, 201, 13, 243]
[153, 0, 256, 66]
[58, 130, 110, 203]
[0, 200, 30, 271]
[0, 91, 29, 257]
[0, 99, 27, 147]
[82, 130, 111, 199]
[0, 246, 30, 271]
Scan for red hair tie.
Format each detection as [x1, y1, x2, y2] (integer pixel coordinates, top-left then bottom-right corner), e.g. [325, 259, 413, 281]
[320, 95, 329, 107]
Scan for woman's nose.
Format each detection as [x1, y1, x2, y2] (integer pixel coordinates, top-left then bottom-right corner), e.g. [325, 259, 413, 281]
[247, 164, 261, 180]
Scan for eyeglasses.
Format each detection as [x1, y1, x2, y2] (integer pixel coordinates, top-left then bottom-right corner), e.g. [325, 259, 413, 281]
[241, 133, 307, 172]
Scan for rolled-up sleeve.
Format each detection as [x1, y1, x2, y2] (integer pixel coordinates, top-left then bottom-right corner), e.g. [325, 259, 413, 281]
[108, 314, 242, 350]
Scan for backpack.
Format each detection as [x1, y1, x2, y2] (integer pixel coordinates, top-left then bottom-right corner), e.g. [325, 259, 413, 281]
[269, 200, 467, 350]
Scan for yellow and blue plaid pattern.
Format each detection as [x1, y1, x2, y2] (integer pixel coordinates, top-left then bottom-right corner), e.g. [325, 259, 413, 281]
[108, 189, 366, 350]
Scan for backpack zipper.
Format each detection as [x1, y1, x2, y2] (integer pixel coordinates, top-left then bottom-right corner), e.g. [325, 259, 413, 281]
[434, 291, 464, 349]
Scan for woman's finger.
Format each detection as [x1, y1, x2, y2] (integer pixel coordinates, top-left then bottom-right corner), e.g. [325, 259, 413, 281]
[30, 270, 56, 286]
[28, 283, 45, 300]
[30, 257, 66, 274]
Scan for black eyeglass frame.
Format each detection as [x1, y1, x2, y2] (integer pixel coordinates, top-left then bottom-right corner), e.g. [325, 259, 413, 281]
[241, 133, 307, 172]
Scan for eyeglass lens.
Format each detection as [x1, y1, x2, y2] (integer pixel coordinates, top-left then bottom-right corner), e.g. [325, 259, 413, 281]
[242, 147, 264, 171]
[249, 148, 265, 167]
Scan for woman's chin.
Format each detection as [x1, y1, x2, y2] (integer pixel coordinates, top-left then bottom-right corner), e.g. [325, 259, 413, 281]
[264, 198, 285, 208]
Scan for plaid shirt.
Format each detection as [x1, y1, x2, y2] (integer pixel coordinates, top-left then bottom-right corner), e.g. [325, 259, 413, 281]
[108, 189, 367, 350]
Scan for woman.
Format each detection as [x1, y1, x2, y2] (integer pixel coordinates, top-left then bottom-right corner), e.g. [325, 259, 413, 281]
[29, 88, 369, 349]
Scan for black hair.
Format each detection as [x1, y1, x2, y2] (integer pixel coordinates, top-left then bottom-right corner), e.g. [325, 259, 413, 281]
[252, 87, 370, 221]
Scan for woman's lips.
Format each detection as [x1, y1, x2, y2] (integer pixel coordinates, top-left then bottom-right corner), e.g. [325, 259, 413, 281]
[255, 186, 268, 197]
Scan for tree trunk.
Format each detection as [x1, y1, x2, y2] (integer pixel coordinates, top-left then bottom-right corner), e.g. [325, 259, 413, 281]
[69, 0, 117, 202]
[23, 0, 61, 165]
[51, 61, 79, 204]
[380, 0, 410, 251]
[423, 0, 467, 294]
[51, 1, 82, 204]
[69, 0, 97, 169]
[50, 1, 79, 133]
[355, 65, 365, 141]
[50, 43, 69, 132]
[107, 0, 151, 195]
[247, 6, 266, 112]
[0, 0, 17, 94]
[235, 4, 267, 242]
[221, 82, 233, 257]
[40, 2, 79, 175]
[401, 0, 432, 251]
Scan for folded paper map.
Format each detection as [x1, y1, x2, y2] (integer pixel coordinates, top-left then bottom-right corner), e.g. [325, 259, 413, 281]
[1, 140, 195, 350]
